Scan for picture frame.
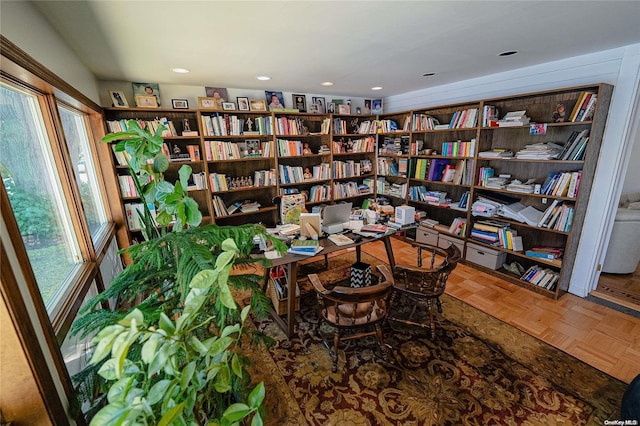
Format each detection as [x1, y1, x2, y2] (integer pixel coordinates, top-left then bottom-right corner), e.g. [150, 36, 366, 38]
[204, 87, 228, 109]
[237, 97, 250, 111]
[109, 90, 128, 108]
[249, 99, 267, 111]
[198, 97, 217, 109]
[171, 99, 189, 109]
[312, 97, 326, 114]
[222, 102, 236, 111]
[363, 99, 372, 115]
[308, 103, 320, 114]
[265, 91, 285, 110]
[132, 82, 161, 106]
[327, 102, 336, 114]
[135, 95, 158, 109]
[372, 99, 383, 115]
[292, 94, 307, 112]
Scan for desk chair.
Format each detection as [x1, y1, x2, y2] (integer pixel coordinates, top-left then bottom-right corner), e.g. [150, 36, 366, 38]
[388, 242, 461, 338]
[309, 264, 394, 371]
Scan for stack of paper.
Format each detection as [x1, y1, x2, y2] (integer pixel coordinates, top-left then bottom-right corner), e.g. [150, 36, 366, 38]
[471, 198, 501, 217]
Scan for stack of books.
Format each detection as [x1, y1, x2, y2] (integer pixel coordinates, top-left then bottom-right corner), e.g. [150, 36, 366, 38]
[497, 110, 530, 127]
[288, 239, 323, 256]
[525, 246, 564, 260]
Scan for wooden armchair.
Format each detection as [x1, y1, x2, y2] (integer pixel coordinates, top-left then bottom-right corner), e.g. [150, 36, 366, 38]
[308, 264, 394, 371]
[388, 242, 461, 338]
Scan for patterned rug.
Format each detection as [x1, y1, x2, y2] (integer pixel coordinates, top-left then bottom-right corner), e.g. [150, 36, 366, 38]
[245, 252, 627, 425]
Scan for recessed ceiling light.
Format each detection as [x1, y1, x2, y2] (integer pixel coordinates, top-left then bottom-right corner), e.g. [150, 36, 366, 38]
[321, 81, 334, 86]
[256, 76, 271, 81]
[498, 50, 518, 57]
[422, 72, 436, 77]
[371, 86, 383, 91]
[171, 68, 190, 73]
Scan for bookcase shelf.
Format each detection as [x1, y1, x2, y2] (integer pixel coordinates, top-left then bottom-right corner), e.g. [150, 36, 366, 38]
[103, 84, 611, 296]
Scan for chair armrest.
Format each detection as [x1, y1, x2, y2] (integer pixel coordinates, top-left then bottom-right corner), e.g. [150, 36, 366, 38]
[309, 273, 331, 295]
[376, 264, 394, 285]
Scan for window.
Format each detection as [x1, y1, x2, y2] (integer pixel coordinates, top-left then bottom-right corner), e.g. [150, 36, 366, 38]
[58, 104, 108, 243]
[0, 82, 83, 311]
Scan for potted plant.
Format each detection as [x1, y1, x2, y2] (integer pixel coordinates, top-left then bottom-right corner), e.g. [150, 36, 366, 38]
[71, 121, 285, 424]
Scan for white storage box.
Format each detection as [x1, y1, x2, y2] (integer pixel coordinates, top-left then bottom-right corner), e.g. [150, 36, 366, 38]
[416, 227, 438, 246]
[465, 242, 507, 270]
[438, 234, 464, 253]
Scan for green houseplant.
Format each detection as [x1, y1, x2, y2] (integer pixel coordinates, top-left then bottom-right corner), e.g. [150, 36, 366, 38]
[71, 121, 286, 424]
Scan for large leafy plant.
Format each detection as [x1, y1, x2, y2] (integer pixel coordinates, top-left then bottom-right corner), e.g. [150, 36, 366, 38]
[88, 239, 265, 425]
[71, 120, 286, 423]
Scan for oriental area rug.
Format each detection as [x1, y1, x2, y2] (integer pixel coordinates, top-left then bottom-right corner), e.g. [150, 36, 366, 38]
[244, 252, 627, 425]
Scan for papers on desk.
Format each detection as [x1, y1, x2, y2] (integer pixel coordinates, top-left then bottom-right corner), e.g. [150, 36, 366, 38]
[288, 245, 323, 256]
[328, 234, 354, 246]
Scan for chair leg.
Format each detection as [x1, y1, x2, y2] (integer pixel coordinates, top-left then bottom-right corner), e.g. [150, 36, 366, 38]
[332, 330, 340, 372]
[436, 297, 442, 314]
[427, 300, 436, 339]
[375, 324, 389, 361]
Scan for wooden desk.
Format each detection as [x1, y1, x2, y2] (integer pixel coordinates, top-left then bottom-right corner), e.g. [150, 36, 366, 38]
[265, 232, 396, 337]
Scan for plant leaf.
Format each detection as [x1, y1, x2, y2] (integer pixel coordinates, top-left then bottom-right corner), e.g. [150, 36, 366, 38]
[107, 375, 135, 404]
[251, 412, 263, 426]
[189, 269, 217, 290]
[158, 313, 176, 335]
[180, 361, 196, 390]
[247, 382, 265, 409]
[221, 238, 238, 252]
[147, 379, 172, 406]
[118, 308, 144, 326]
[157, 402, 185, 426]
[89, 403, 129, 426]
[178, 165, 192, 190]
[230, 353, 242, 379]
[222, 403, 251, 422]
[97, 359, 118, 380]
[153, 153, 169, 173]
[240, 305, 251, 323]
[218, 277, 236, 310]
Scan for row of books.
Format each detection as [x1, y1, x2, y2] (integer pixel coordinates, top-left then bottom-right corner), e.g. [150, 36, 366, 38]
[408, 186, 448, 204]
[558, 130, 590, 160]
[411, 113, 440, 131]
[106, 118, 177, 137]
[448, 217, 467, 236]
[520, 265, 559, 291]
[441, 139, 476, 157]
[278, 163, 330, 184]
[377, 157, 401, 177]
[333, 181, 372, 199]
[378, 135, 410, 155]
[308, 184, 332, 203]
[470, 220, 523, 251]
[332, 136, 376, 153]
[354, 120, 377, 134]
[117, 175, 139, 198]
[569, 91, 597, 122]
[540, 170, 582, 198]
[277, 139, 308, 157]
[448, 108, 478, 129]
[481, 105, 499, 127]
[332, 159, 372, 179]
[212, 196, 262, 217]
[538, 200, 574, 232]
[332, 118, 352, 135]
[275, 116, 306, 135]
[190, 172, 207, 190]
[203, 140, 241, 160]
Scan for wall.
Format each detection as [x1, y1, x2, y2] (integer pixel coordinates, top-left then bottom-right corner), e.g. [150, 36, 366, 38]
[0, 1, 100, 103]
[386, 44, 640, 296]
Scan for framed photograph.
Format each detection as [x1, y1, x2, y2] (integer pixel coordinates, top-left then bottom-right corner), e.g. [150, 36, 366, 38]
[222, 102, 236, 111]
[363, 99, 372, 115]
[372, 99, 383, 115]
[132, 82, 160, 106]
[327, 102, 336, 114]
[265, 91, 285, 110]
[205, 87, 228, 109]
[198, 97, 217, 109]
[109, 90, 128, 108]
[308, 103, 320, 114]
[171, 99, 189, 109]
[292, 94, 307, 112]
[249, 99, 267, 111]
[312, 97, 325, 114]
[134, 95, 158, 109]
[237, 97, 250, 111]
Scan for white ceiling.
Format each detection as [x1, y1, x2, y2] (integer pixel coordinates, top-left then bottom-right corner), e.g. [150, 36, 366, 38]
[32, 1, 640, 98]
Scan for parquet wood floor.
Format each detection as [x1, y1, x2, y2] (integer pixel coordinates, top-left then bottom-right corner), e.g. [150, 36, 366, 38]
[361, 238, 640, 384]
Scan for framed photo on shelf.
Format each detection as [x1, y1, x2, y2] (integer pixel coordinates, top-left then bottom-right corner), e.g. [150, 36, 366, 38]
[135, 95, 158, 109]
[363, 99, 372, 114]
[265, 91, 285, 110]
[171, 99, 189, 109]
[204, 87, 228, 109]
[312, 97, 325, 113]
[250, 99, 267, 111]
[292, 94, 307, 112]
[327, 102, 336, 114]
[222, 102, 236, 111]
[237, 97, 250, 111]
[372, 99, 383, 115]
[198, 97, 217, 109]
[308, 103, 319, 114]
[109, 90, 128, 108]
[132, 82, 161, 106]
